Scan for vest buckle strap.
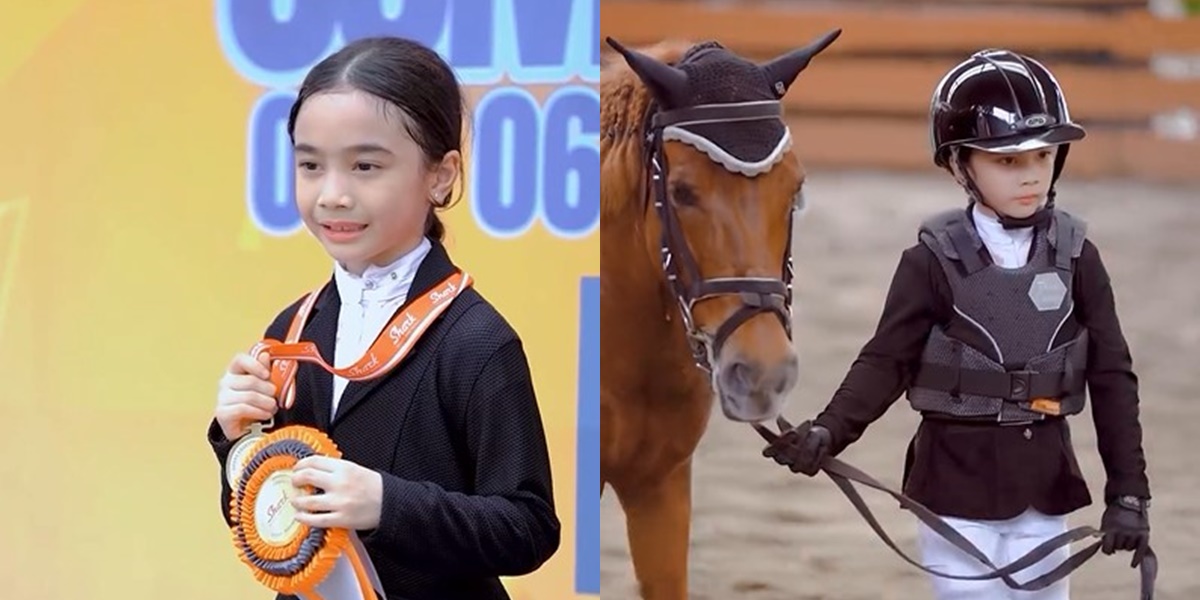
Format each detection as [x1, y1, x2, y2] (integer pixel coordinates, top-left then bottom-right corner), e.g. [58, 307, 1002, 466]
[911, 365, 1081, 402]
[1009, 370, 1033, 401]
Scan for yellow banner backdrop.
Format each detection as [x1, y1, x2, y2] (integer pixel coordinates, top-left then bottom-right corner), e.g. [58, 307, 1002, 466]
[0, 1, 598, 598]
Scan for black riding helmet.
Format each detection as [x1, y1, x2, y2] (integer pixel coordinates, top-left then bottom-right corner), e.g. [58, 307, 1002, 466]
[929, 49, 1086, 229]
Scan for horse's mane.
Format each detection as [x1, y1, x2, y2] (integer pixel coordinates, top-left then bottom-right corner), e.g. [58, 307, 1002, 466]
[600, 39, 696, 217]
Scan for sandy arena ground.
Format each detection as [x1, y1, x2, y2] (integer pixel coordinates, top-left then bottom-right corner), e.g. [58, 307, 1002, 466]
[600, 170, 1200, 599]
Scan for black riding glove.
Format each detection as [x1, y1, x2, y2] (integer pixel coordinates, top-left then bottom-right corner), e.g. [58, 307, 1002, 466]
[762, 420, 831, 476]
[1101, 496, 1151, 567]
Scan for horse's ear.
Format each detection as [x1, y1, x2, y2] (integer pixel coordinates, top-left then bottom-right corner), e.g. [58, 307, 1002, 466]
[605, 37, 689, 108]
[760, 28, 842, 98]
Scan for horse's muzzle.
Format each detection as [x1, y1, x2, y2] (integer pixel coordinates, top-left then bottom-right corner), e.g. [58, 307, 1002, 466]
[716, 350, 799, 422]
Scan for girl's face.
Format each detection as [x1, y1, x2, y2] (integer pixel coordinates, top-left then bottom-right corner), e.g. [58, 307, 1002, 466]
[961, 146, 1059, 220]
[292, 88, 458, 275]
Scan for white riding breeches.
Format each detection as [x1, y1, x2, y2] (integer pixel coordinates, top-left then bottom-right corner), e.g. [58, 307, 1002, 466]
[918, 507, 1070, 600]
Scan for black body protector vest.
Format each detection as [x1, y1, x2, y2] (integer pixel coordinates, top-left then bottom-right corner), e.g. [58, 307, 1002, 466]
[906, 208, 1090, 423]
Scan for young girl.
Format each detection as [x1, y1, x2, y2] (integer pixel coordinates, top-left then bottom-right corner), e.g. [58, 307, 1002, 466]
[207, 36, 560, 599]
[763, 49, 1151, 599]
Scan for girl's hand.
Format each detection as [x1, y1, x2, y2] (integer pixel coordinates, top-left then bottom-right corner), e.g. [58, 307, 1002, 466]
[762, 418, 831, 477]
[214, 350, 277, 440]
[290, 456, 384, 531]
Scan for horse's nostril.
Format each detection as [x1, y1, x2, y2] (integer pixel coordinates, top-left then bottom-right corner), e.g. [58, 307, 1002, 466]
[728, 360, 756, 391]
[725, 357, 798, 396]
[774, 377, 789, 395]
[729, 361, 746, 385]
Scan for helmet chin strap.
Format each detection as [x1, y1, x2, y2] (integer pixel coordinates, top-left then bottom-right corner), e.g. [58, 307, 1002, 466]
[993, 189, 1054, 230]
[951, 147, 1055, 230]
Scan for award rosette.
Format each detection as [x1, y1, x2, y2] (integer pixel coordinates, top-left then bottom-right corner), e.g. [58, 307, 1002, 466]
[229, 425, 385, 600]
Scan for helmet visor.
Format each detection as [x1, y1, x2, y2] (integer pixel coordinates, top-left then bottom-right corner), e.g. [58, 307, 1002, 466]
[959, 105, 1086, 153]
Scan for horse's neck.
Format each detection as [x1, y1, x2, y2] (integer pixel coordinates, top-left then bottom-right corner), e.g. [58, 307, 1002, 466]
[600, 140, 661, 319]
[601, 207, 664, 326]
[601, 204, 711, 396]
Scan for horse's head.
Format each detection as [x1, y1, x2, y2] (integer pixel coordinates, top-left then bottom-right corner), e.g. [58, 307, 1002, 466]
[606, 30, 840, 423]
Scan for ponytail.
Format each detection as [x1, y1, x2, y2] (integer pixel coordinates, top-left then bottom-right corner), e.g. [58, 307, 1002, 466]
[424, 210, 445, 242]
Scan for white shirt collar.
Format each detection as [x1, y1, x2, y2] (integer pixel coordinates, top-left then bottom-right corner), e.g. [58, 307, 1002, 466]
[333, 237, 432, 303]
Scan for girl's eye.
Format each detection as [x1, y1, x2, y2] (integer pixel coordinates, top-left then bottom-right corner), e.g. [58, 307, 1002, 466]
[354, 162, 378, 171]
[298, 161, 319, 171]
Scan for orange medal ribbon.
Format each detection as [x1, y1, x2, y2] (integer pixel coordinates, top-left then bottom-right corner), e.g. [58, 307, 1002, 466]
[255, 269, 472, 412]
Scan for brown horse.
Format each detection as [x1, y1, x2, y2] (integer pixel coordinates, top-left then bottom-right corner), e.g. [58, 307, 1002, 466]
[600, 30, 841, 599]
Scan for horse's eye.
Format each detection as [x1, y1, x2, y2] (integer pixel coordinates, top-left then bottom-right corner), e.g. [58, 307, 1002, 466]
[671, 182, 699, 206]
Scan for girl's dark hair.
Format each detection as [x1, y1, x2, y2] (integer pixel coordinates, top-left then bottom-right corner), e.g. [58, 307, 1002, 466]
[287, 36, 466, 242]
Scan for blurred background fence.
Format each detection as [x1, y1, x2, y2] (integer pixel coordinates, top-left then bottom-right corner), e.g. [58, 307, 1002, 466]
[601, 0, 1200, 182]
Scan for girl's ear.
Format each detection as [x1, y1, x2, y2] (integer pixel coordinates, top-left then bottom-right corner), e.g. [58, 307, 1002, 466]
[429, 151, 461, 206]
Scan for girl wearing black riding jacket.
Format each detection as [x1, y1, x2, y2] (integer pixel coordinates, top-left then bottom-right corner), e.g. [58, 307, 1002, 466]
[763, 49, 1151, 599]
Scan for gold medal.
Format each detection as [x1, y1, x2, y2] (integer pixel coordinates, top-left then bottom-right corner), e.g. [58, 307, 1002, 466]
[226, 422, 267, 488]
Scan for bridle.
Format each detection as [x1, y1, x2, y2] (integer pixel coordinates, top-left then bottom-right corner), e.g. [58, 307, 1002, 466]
[640, 99, 796, 373]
